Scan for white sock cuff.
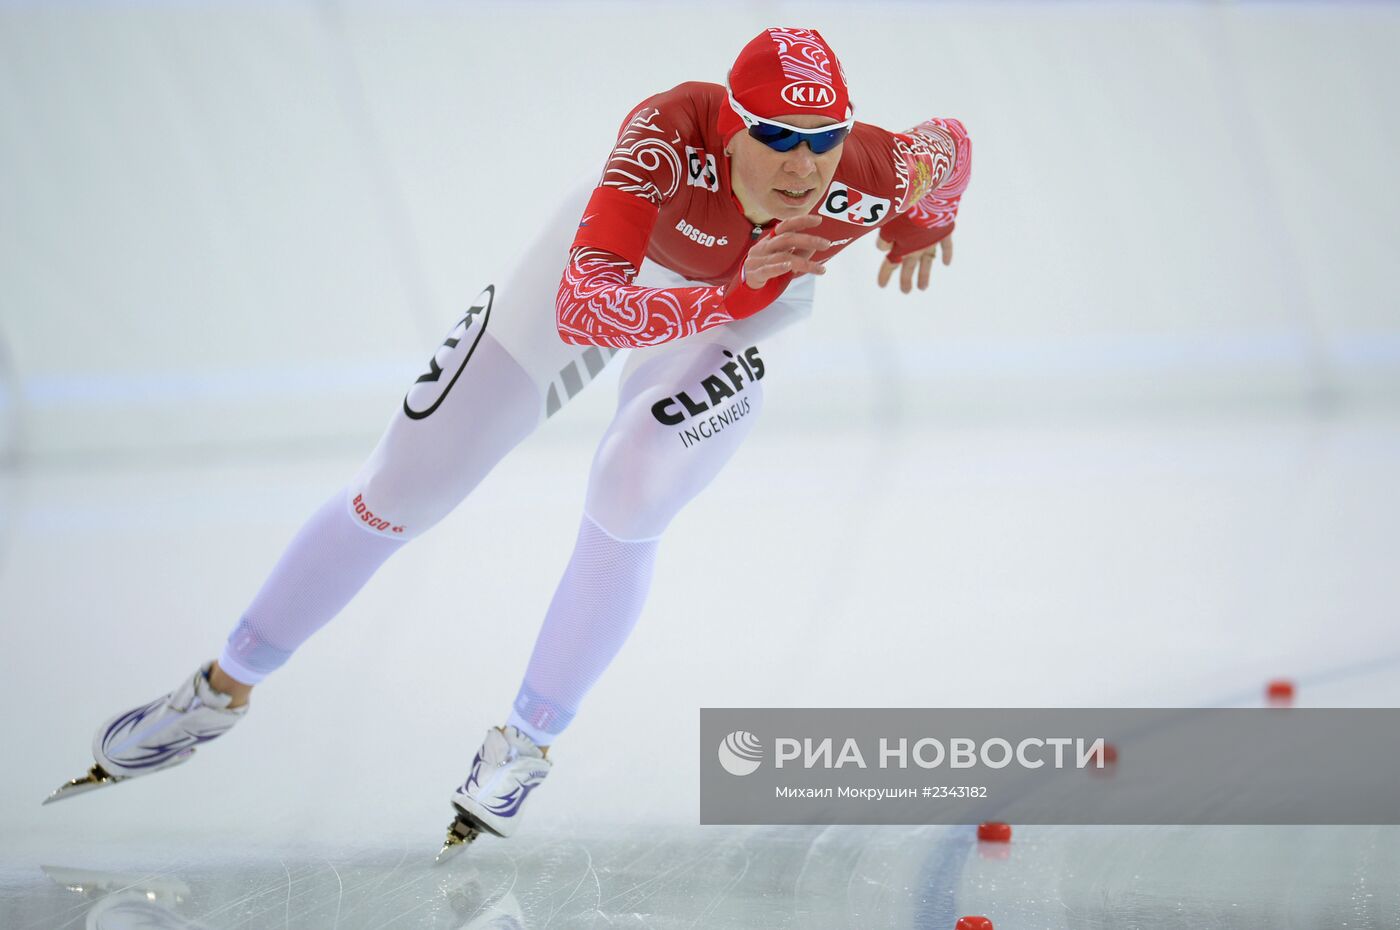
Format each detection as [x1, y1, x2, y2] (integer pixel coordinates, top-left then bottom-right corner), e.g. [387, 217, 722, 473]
[504, 713, 556, 749]
[580, 509, 665, 544]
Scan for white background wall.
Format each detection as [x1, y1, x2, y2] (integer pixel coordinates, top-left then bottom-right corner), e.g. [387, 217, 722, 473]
[2, 1, 1398, 462]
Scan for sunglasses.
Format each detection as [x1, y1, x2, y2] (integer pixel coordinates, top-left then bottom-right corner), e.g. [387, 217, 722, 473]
[727, 86, 854, 155]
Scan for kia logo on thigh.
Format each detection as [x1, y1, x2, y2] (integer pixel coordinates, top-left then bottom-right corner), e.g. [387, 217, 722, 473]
[404, 284, 494, 420]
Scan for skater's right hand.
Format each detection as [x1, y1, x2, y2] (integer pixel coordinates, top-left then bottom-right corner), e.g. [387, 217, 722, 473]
[742, 215, 830, 289]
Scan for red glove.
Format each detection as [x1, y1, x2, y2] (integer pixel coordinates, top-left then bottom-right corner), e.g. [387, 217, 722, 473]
[880, 214, 954, 264]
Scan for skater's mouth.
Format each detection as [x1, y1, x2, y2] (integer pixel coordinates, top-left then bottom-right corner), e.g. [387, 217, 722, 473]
[774, 187, 815, 206]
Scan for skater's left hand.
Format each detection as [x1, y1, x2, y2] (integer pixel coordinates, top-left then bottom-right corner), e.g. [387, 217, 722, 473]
[876, 234, 953, 294]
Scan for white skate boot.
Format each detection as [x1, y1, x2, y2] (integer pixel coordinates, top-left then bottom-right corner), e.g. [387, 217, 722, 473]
[436, 726, 552, 861]
[44, 662, 248, 804]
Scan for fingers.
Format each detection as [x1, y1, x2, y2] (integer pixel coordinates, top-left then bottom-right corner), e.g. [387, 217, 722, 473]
[747, 254, 825, 289]
[899, 256, 916, 294]
[744, 261, 778, 287]
[758, 231, 830, 255]
[917, 251, 934, 290]
[745, 216, 831, 289]
[877, 237, 953, 294]
[773, 214, 824, 236]
[758, 250, 826, 274]
[756, 257, 824, 278]
[761, 260, 793, 284]
[877, 257, 896, 288]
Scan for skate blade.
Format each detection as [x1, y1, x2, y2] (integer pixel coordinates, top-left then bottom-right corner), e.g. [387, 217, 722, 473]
[434, 815, 483, 865]
[42, 750, 195, 806]
[42, 764, 127, 805]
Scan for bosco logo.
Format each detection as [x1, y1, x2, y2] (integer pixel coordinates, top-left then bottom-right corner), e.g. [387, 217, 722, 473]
[351, 493, 405, 535]
[674, 218, 727, 249]
[818, 182, 891, 226]
[781, 81, 835, 108]
[403, 284, 494, 420]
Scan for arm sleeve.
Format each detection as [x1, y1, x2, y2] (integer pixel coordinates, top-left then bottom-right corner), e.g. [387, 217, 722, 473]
[557, 102, 789, 347]
[878, 117, 972, 262]
[558, 246, 768, 348]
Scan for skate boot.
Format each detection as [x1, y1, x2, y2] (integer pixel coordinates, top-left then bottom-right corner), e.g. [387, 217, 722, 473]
[44, 662, 248, 804]
[436, 725, 552, 862]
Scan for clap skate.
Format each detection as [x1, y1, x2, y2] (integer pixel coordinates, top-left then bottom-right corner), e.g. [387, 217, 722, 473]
[44, 662, 248, 805]
[436, 725, 552, 863]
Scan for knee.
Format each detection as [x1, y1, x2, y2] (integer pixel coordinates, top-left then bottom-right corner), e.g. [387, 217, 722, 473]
[342, 486, 417, 540]
[586, 344, 767, 540]
[348, 332, 543, 540]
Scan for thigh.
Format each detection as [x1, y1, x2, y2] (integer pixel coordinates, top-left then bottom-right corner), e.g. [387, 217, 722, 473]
[349, 326, 541, 538]
[490, 180, 625, 419]
[347, 179, 630, 537]
[586, 335, 768, 541]
[620, 262, 816, 388]
[590, 270, 818, 540]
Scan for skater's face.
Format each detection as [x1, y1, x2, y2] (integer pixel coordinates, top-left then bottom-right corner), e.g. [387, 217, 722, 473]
[726, 113, 845, 225]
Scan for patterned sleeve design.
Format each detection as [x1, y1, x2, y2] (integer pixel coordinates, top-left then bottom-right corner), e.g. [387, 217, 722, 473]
[875, 117, 971, 262]
[556, 248, 741, 349]
[893, 117, 971, 228]
[599, 106, 686, 207]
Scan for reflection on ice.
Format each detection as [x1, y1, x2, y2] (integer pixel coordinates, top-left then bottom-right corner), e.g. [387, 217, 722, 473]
[17, 824, 1399, 929]
[41, 865, 201, 930]
[36, 859, 528, 930]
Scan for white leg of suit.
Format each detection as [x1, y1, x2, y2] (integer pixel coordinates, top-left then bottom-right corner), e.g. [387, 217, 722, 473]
[506, 265, 815, 744]
[218, 186, 620, 684]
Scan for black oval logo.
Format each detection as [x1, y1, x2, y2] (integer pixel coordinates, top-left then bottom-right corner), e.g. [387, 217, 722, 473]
[403, 284, 494, 420]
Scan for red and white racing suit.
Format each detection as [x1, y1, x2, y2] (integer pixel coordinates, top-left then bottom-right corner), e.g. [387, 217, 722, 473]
[349, 80, 968, 540]
[220, 81, 970, 746]
[555, 81, 969, 349]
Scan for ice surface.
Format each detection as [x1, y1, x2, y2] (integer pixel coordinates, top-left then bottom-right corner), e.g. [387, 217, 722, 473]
[3, 412, 1399, 927]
